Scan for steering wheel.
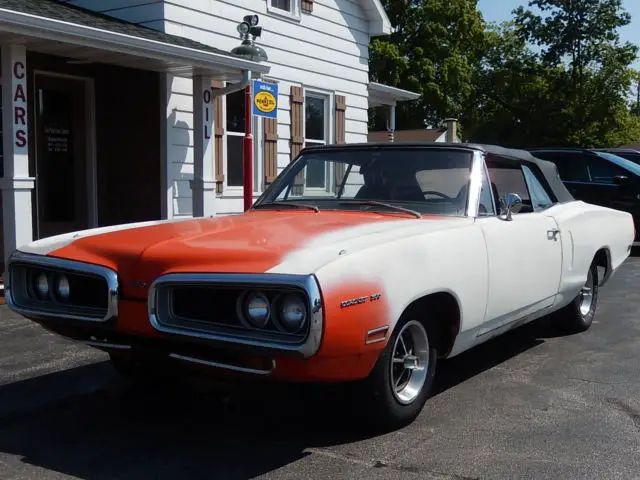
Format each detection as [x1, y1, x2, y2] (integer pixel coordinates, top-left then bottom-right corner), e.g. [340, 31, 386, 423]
[422, 190, 453, 200]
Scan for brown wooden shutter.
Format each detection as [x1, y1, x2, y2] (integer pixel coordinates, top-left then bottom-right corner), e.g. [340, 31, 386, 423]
[301, 0, 313, 13]
[290, 86, 305, 194]
[212, 80, 225, 193]
[334, 94, 347, 192]
[263, 81, 279, 187]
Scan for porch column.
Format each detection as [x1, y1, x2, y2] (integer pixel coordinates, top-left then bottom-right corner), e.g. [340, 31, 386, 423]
[191, 75, 216, 217]
[1, 44, 35, 267]
[387, 103, 396, 142]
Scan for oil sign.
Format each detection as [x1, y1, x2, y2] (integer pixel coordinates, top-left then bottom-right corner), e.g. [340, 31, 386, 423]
[252, 79, 278, 119]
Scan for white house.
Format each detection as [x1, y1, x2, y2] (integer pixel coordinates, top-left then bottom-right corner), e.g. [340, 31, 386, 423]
[0, 0, 419, 272]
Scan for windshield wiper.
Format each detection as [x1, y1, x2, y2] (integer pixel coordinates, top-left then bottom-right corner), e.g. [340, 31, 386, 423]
[253, 201, 320, 212]
[338, 200, 422, 218]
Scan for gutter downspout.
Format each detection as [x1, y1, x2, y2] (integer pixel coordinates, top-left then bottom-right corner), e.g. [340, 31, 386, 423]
[212, 70, 253, 210]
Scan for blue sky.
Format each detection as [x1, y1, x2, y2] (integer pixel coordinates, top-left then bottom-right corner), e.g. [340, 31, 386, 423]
[477, 0, 640, 69]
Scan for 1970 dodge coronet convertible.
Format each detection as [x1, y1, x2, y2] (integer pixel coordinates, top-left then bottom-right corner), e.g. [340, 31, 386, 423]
[5, 143, 635, 429]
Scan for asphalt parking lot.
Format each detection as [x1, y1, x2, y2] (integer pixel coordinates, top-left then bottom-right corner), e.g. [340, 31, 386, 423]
[1, 258, 640, 480]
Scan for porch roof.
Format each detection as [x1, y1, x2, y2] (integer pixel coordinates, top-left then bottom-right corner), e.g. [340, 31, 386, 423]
[0, 0, 270, 81]
[368, 82, 420, 107]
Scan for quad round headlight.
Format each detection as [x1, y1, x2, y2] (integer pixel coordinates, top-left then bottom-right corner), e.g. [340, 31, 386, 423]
[35, 273, 49, 298]
[56, 274, 70, 300]
[276, 294, 307, 333]
[244, 292, 270, 328]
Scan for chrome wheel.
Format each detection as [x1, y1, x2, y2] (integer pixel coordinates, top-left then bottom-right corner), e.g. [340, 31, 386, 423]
[389, 320, 430, 405]
[579, 268, 595, 317]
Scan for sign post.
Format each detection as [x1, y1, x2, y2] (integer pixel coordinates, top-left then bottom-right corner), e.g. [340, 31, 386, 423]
[243, 79, 278, 211]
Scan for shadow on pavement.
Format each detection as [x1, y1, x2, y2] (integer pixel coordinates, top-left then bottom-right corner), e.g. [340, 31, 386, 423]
[0, 316, 566, 479]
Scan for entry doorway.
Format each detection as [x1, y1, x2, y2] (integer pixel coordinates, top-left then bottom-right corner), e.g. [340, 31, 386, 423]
[32, 72, 96, 239]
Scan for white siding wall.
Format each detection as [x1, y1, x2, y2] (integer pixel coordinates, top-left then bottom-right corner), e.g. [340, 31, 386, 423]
[61, 0, 373, 218]
[163, 0, 371, 216]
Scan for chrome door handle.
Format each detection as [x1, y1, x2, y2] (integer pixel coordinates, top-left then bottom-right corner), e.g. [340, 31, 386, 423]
[547, 229, 560, 241]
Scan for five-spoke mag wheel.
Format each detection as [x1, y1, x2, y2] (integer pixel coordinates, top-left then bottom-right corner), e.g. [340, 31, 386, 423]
[390, 320, 430, 405]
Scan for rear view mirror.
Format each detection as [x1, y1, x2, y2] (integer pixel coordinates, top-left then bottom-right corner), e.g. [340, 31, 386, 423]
[499, 193, 522, 221]
[613, 175, 629, 186]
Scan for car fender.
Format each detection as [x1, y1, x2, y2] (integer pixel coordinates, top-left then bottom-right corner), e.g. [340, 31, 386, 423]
[311, 221, 490, 359]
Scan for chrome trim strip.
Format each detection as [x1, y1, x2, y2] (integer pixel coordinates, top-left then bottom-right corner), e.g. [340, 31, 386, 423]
[365, 325, 389, 344]
[466, 151, 486, 217]
[5, 250, 119, 322]
[148, 272, 324, 358]
[169, 353, 275, 375]
[82, 340, 131, 350]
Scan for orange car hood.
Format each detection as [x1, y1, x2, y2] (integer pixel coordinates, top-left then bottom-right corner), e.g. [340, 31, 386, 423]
[42, 211, 429, 295]
[41, 210, 469, 299]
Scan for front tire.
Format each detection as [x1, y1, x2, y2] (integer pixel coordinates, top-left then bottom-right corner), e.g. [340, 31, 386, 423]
[357, 317, 438, 431]
[553, 259, 599, 334]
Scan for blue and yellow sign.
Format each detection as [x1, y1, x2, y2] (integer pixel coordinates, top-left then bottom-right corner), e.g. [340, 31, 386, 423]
[252, 79, 278, 119]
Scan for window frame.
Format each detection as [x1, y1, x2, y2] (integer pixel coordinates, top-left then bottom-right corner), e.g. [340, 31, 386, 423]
[222, 85, 261, 196]
[302, 88, 333, 195]
[521, 163, 555, 212]
[266, 0, 301, 21]
[481, 155, 559, 217]
[587, 155, 628, 186]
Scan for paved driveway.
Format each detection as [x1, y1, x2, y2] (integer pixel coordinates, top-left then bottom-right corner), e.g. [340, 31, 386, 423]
[1, 257, 640, 479]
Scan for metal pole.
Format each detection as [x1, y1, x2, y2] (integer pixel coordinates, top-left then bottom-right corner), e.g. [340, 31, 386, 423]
[636, 77, 639, 116]
[243, 84, 253, 211]
[387, 104, 396, 142]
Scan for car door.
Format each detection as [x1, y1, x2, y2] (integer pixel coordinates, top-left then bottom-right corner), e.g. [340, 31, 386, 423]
[476, 156, 563, 337]
[586, 154, 637, 213]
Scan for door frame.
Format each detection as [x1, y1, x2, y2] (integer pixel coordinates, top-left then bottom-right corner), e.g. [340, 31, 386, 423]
[31, 70, 98, 239]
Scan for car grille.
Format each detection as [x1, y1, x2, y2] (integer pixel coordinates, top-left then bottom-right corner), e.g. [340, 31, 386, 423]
[7, 253, 118, 322]
[148, 273, 324, 357]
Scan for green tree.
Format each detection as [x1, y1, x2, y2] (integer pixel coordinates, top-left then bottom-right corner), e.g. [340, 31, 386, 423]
[463, 0, 640, 147]
[513, 0, 639, 146]
[368, 0, 490, 130]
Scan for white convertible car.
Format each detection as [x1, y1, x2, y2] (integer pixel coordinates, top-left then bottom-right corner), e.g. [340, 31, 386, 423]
[5, 143, 635, 430]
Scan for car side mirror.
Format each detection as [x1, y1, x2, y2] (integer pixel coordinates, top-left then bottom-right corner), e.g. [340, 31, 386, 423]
[499, 193, 523, 221]
[613, 175, 629, 186]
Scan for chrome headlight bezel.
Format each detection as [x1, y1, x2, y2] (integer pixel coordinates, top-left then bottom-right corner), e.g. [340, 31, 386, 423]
[148, 273, 324, 358]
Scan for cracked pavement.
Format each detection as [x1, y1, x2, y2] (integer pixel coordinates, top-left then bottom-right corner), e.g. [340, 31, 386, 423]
[1, 256, 640, 479]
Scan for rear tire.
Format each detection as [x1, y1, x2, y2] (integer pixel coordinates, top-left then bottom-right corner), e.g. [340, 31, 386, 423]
[355, 317, 438, 431]
[552, 259, 599, 334]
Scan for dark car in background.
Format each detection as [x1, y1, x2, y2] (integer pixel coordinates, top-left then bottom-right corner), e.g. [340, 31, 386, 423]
[528, 148, 640, 243]
[592, 148, 640, 166]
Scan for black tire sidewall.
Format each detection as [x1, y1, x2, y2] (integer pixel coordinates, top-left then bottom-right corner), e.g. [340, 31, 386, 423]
[364, 317, 438, 429]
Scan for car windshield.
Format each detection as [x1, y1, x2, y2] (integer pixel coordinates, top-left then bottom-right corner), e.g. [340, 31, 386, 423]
[253, 147, 475, 217]
[608, 151, 640, 165]
[594, 151, 640, 176]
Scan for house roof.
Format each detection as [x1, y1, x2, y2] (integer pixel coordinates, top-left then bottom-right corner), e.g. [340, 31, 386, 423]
[368, 82, 421, 106]
[0, 0, 270, 78]
[360, 0, 392, 36]
[368, 128, 446, 143]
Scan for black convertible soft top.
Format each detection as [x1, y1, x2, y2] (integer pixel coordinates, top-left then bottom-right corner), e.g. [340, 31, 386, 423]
[300, 142, 576, 204]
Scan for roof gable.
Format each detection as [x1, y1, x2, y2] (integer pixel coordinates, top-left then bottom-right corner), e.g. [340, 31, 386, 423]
[359, 0, 392, 36]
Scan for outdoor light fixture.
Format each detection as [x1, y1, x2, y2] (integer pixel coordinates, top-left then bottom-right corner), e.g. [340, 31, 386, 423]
[231, 14, 268, 62]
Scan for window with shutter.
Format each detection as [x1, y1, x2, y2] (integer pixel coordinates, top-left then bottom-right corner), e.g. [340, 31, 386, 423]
[211, 80, 224, 193]
[267, 0, 303, 19]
